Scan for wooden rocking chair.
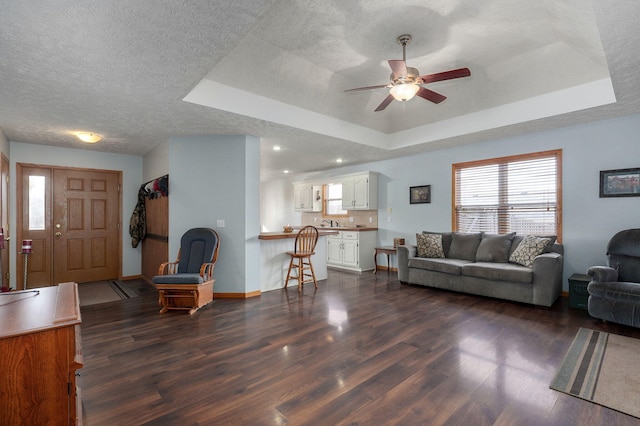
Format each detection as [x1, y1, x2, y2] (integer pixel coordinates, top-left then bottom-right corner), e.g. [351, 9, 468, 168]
[152, 228, 220, 314]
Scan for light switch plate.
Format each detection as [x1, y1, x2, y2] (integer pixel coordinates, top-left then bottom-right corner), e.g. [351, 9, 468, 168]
[217, 219, 225, 227]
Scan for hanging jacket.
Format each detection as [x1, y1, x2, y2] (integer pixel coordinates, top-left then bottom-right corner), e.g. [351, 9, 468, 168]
[129, 186, 147, 248]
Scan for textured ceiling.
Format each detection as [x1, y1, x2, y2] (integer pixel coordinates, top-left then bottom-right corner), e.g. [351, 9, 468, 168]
[1, 1, 639, 181]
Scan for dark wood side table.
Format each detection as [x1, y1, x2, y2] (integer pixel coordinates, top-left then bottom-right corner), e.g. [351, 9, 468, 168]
[374, 246, 397, 274]
[568, 273, 591, 310]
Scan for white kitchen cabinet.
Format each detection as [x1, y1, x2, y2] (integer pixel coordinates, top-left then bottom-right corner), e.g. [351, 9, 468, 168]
[326, 230, 377, 272]
[293, 183, 313, 211]
[341, 172, 378, 210]
[294, 183, 322, 211]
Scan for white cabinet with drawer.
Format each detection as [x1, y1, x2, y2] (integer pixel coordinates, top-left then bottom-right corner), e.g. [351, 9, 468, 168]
[327, 230, 377, 272]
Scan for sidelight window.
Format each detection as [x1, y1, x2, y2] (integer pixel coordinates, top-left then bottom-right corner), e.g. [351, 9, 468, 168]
[28, 175, 46, 230]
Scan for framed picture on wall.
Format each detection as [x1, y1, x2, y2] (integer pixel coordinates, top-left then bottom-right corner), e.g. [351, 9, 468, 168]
[410, 185, 431, 204]
[600, 168, 640, 197]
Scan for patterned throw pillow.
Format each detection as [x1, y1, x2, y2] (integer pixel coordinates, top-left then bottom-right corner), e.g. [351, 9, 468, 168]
[509, 235, 552, 267]
[416, 233, 445, 258]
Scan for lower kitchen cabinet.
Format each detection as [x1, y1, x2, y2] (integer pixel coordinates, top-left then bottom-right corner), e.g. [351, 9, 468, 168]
[327, 230, 376, 272]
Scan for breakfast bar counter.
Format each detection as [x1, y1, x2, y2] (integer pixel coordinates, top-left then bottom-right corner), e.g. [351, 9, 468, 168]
[259, 229, 338, 292]
[258, 229, 340, 240]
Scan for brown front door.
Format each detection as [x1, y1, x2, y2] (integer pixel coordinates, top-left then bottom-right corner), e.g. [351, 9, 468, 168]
[1, 154, 9, 288]
[17, 164, 121, 287]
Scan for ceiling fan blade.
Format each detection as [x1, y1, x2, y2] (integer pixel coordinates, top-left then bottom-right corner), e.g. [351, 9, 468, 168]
[374, 94, 394, 112]
[419, 67, 471, 84]
[344, 84, 389, 92]
[416, 86, 446, 104]
[388, 60, 407, 79]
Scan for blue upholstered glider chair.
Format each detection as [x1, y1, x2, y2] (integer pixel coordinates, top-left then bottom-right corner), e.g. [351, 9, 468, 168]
[587, 228, 640, 328]
[152, 228, 220, 314]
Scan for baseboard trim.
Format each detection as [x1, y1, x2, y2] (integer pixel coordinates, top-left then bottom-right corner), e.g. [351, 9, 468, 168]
[214, 290, 261, 299]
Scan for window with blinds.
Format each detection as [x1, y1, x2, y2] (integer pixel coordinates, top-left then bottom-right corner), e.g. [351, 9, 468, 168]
[323, 183, 348, 217]
[453, 150, 562, 240]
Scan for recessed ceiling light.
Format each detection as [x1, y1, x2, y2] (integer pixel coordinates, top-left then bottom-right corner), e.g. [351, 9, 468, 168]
[283, 170, 289, 174]
[76, 132, 102, 143]
[273, 145, 282, 151]
[335, 158, 344, 163]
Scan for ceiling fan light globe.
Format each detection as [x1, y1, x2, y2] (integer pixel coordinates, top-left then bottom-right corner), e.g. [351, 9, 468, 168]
[390, 84, 419, 101]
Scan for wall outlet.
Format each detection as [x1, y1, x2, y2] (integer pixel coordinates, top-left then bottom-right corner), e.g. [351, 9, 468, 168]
[349, 216, 354, 222]
[387, 216, 392, 223]
[368, 217, 372, 223]
[216, 219, 225, 227]
[313, 217, 317, 222]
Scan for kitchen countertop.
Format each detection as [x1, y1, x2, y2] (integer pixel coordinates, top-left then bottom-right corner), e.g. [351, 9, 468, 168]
[317, 226, 378, 232]
[258, 229, 339, 240]
[259, 226, 378, 240]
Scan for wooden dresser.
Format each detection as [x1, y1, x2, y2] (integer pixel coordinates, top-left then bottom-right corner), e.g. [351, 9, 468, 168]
[0, 282, 83, 425]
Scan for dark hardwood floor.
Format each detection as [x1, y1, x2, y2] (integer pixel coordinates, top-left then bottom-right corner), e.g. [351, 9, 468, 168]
[79, 270, 640, 425]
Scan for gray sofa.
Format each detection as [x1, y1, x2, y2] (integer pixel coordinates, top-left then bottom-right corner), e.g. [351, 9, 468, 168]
[397, 231, 564, 307]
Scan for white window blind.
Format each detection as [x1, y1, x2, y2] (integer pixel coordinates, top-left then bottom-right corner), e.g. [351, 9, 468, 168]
[324, 183, 347, 216]
[453, 150, 561, 238]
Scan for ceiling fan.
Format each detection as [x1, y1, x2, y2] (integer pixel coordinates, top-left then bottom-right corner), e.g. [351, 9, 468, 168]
[345, 34, 471, 112]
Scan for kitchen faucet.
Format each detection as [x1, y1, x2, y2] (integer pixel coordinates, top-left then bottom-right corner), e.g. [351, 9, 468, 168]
[322, 219, 334, 227]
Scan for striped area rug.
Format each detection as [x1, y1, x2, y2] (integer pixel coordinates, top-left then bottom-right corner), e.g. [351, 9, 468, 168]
[551, 328, 640, 418]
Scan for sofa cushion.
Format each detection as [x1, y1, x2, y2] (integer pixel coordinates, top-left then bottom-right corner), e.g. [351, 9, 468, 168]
[423, 231, 452, 256]
[448, 232, 483, 261]
[476, 233, 516, 263]
[587, 281, 640, 304]
[462, 262, 533, 284]
[416, 233, 445, 258]
[509, 235, 552, 267]
[510, 235, 557, 257]
[408, 257, 472, 275]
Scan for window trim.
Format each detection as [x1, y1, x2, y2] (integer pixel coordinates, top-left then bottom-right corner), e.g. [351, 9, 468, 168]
[451, 149, 562, 242]
[322, 184, 348, 218]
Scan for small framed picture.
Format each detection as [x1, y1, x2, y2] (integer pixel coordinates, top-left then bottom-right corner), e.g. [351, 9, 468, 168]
[410, 185, 431, 204]
[600, 168, 640, 197]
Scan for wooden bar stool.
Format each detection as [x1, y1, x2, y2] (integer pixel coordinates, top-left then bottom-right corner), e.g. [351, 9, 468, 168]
[284, 226, 319, 290]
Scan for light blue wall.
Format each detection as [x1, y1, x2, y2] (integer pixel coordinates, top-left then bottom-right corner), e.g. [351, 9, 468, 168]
[168, 136, 261, 294]
[9, 142, 143, 285]
[269, 113, 640, 290]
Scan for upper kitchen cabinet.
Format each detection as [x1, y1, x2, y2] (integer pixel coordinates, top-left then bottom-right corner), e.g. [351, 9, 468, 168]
[341, 172, 378, 210]
[294, 183, 322, 211]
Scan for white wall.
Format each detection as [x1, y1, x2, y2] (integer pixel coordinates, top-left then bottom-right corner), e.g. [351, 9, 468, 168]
[262, 113, 640, 290]
[143, 141, 169, 182]
[169, 136, 261, 294]
[260, 177, 296, 232]
[9, 142, 143, 285]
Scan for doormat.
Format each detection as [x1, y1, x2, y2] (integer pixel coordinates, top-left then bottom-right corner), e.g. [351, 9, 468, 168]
[78, 280, 141, 306]
[550, 327, 640, 418]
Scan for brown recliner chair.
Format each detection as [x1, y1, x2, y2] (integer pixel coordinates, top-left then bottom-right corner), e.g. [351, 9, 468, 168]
[587, 228, 640, 328]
